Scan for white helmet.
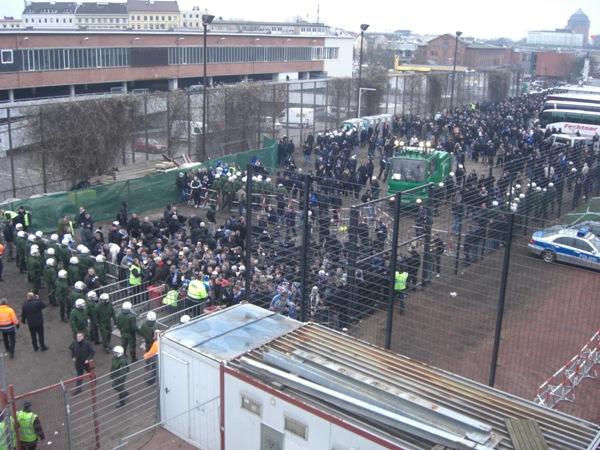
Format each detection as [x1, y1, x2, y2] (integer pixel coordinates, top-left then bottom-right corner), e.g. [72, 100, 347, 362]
[79, 247, 89, 254]
[147, 311, 157, 321]
[46, 258, 55, 266]
[35, 231, 43, 238]
[99, 293, 110, 302]
[58, 270, 68, 279]
[96, 255, 105, 263]
[50, 234, 59, 241]
[76, 244, 85, 252]
[87, 291, 98, 301]
[17, 231, 25, 238]
[70, 257, 79, 265]
[30, 248, 40, 256]
[15, 223, 23, 230]
[122, 301, 132, 311]
[75, 298, 86, 309]
[74, 281, 85, 290]
[62, 238, 70, 246]
[113, 346, 124, 357]
[46, 248, 55, 256]
[180, 315, 191, 324]
[28, 234, 36, 242]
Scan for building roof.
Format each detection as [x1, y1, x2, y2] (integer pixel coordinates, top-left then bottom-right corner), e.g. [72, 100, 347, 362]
[23, 2, 78, 14]
[173, 304, 600, 450]
[568, 8, 590, 23]
[126, 0, 179, 13]
[76, 2, 128, 15]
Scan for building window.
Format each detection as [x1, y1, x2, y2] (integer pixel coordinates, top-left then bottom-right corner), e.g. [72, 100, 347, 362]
[240, 396, 262, 417]
[149, 16, 153, 20]
[1, 50, 14, 64]
[284, 417, 308, 440]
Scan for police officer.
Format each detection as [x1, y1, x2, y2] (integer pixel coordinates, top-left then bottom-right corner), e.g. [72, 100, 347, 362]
[394, 266, 408, 315]
[185, 275, 209, 317]
[70, 299, 88, 339]
[43, 258, 57, 306]
[96, 293, 116, 353]
[162, 287, 180, 314]
[110, 346, 129, 409]
[16, 399, 45, 449]
[116, 302, 139, 362]
[55, 270, 70, 322]
[86, 291, 100, 345]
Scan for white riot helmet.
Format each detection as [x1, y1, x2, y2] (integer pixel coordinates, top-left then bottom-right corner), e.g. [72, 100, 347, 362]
[96, 255, 105, 263]
[28, 234, 36, 242]
[87, 291, 98, 301]
[30, 247, 40, 256]
[74, 281, 85, 290]
[122, 301, 132, 311]
[35, 231, 43, 238]
[17, 231, 25, 238]
[46, 248, 55, 256]
[70, 256, 79, 265]
[58, 270, 68, 279]
[113, 346, 124, 357]
[99, 293, 110, 303]
[15, 223, 23, 230]
[79, 246, 89, 254]
[62, 238, 70, 246]
[180, 315, 191, 324]
[50, 234, 59, 242]
[147, 311, 157, 322]
[46, 258, 55, 266]
[75, 298, 86, 309]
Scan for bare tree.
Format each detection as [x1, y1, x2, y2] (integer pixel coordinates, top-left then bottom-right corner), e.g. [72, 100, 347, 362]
[32, 97, 138, 184]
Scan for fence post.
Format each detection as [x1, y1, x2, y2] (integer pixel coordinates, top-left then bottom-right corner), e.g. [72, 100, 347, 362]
[346, 206, 359, 326]
[488, 213, 515, 387]
[385, 192, 402, 350]
[244, 164, 254, 302]
[89, 361, 101, 449]
[299, 174, 310, 322]
[60, 381, 73, 450]
[422, 184, 434, 288]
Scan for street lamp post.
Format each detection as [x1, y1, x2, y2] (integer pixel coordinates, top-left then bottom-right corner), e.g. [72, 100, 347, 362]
[449, 30, 462, 114]
[358, 87, 375, 119]
[202, 13, 215, 162]
[356, 24, 369, 117]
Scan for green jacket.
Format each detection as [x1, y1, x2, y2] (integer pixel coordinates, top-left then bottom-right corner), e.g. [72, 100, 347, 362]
[96, 302, 116, 324]
[43, 265, 57, 290]
[86, 300, 98, 324]
[68, 265, 82, 285]
[70, 307, 88, 336]
[139, 320, 158, 348]
[116, 311, 138, 337]
[110, 355, 129, 387]
[27, 256, 43, 279]
[94, 263, 107, 285]
[55, 278, 70, 301]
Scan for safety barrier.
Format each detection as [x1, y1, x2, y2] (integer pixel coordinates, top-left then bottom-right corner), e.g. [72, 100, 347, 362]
[534, 330, 600, 408]
[2, 363, 98, 449]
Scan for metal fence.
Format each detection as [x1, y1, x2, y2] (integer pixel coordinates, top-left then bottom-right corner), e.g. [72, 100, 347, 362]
[2, 358, 162, 450]
[0, 72, 498, 202]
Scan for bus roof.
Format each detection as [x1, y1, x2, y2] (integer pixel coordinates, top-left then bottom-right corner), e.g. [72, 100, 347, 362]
[550, 85, 600, 95]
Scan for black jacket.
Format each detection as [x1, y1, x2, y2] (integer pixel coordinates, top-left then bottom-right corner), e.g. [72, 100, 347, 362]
[70, 338, 95, 370]
[22, 298, 47, 328]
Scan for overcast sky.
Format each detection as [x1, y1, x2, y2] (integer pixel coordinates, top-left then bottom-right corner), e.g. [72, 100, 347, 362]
[2, 0, 599, 40]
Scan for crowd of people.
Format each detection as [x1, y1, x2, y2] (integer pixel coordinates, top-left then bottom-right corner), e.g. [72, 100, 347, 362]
[1, 90, 599, 419]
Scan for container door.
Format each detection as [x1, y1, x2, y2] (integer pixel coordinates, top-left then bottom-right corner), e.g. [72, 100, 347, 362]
[261, 423, 284, 450]
[162, 352, 191, 440]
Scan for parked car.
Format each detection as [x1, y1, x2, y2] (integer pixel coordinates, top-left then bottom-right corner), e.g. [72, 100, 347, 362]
[258, 116, 282, 132]
[528, 226, 600, 270]
[134, 137, 167, 153]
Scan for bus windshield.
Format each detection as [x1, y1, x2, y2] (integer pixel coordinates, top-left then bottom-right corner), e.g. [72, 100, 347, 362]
[390, 159, 427, 183]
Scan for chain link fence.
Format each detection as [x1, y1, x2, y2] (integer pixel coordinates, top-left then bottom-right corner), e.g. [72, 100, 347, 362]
[0, 72, 500, 201]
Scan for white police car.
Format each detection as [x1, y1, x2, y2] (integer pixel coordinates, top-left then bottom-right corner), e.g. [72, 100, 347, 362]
[529, 227, 600, 269]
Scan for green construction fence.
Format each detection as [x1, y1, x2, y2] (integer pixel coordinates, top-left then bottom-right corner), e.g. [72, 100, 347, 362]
[2, 137, 278, 233]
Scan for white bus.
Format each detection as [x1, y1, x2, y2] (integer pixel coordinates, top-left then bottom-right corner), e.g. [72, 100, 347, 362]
[550, 85, 600, 96]
[539, 109, 600, 139]
[541, 100, 600, 114]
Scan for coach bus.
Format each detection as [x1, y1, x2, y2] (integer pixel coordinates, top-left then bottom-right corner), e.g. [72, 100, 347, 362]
[538, 109, 600, 139]
[541, 100, 600, 114]
[387, 143, 452, 205]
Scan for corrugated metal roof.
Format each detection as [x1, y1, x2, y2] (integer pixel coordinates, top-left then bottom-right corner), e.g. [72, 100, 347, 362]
[230, 322, 600, 450]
